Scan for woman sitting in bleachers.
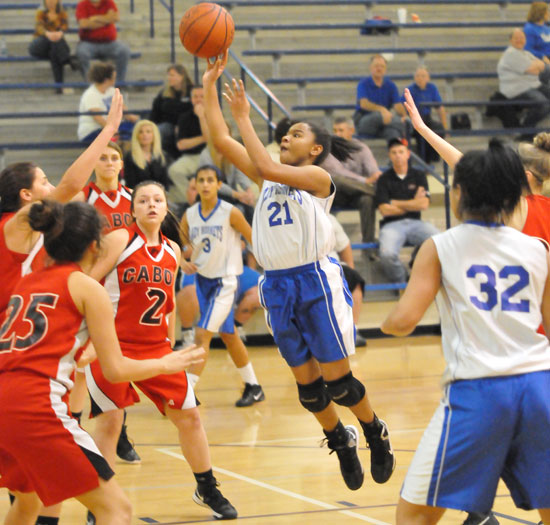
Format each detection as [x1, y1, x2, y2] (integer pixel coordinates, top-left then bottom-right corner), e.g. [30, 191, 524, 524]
[123, 119, 172, 190]
[29, 0, 79, 93]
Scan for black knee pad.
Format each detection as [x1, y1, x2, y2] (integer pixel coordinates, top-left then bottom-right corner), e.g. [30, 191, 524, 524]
[296, 377, 331, 413]
[325, 372, 366, 407]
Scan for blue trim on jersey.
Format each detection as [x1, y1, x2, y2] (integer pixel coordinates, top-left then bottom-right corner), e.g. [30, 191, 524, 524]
[198, 199, 222, 222]
[464, 220, 503, 227]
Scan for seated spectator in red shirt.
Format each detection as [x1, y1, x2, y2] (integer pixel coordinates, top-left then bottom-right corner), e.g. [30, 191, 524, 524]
[75, 0, 131, 83]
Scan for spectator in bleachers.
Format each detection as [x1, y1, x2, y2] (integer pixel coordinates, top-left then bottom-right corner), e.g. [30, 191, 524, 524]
[324, 116, 381, 256]
[149, 64, 194, 159]
[29, 0, 79, 93]
[375, 138, 439, 283]
[402, 67, 447, 163]
[497, 28, 550, 141]
[524, 2, 550, 61]
[167, 85, 207, 206]
[123, 120, 172, 190]
[353, 54, 406, 141]
[77, 61, 138, 144]
[75, 0, 131, 83]
[332, 116, 382, 180]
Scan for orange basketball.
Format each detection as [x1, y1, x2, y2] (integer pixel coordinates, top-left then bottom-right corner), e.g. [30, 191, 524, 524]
[179, 3, 235, 59]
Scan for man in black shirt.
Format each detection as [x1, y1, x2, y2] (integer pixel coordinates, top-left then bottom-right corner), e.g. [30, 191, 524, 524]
[374, 138, 439, 282]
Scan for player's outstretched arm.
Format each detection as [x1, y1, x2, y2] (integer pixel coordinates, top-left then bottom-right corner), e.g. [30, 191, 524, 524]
[403, 88, 462, 169]
[226, 78, 331, 197]
[51, 89, 124, 203]
[381, 239, 441, 336]
[202, 54, 262, 186]
[230, 206, 252, 245]
[70, 272, 205, 382]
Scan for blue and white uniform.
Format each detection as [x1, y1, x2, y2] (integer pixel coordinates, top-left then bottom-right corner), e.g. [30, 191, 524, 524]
[186, 199, 242, 333]
[255, 180, 355, 367]
[401, 222, 550, 514]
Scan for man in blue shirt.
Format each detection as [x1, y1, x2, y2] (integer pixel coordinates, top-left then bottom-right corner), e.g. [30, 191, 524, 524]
[403, 67, 447, 162]
[353, 54, 406, 140]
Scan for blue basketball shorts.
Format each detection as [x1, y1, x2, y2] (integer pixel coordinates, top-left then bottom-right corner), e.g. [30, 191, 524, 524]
[401, 370, 550, 513]
[195, 274, 237, 334]
[258, 256, 355, 367]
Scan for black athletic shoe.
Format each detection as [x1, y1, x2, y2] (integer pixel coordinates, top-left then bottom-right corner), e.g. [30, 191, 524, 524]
[463, 512, 500, 525]
[86, 510, 96, 525]
[323, 424, 364, 490]
[192, 482, 238, 520]
[116, 412, 141, 464]
[235, 383, 265, 407]
[365, 418, 395, 484]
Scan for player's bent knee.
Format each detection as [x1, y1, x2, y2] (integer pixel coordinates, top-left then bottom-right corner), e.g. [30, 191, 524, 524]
[296, 377, 331, 413]
[325, 372, 366, 407]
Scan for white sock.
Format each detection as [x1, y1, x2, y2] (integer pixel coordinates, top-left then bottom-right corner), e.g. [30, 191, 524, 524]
[237, 362, 258, 385]
[187, 372, 200, 389]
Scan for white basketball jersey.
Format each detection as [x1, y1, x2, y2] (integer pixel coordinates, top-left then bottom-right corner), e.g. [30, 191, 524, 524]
[253, 180, 335, 270]
[186, 200, 243, 279]
[433, 222, 550, 384]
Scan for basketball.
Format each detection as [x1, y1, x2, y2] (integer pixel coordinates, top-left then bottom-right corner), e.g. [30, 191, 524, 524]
[179, 3, 235, 59]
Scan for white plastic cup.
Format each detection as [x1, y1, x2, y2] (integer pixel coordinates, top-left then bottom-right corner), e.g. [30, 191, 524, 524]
[397, 8, 407, 24]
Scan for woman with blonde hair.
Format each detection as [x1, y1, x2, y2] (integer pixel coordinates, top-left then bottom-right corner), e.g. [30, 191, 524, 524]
[123, 120, 171, 190]
[524, 2, 550, 59]
[150, 64, 194, 156]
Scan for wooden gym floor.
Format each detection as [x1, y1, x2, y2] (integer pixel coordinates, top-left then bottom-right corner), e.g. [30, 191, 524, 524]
[0, 303, 545, 524]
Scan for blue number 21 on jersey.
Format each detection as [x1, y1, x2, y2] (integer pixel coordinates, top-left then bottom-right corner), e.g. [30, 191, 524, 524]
[268, 202, 293, 227]
[467, 264, 530, 312]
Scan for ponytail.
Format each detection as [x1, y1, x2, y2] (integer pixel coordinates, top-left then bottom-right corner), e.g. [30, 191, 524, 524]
[28, 200, 102, 262]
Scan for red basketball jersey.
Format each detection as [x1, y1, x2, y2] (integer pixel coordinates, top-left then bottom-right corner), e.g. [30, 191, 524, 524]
[83, 182, 133, 232]
[0, 263, 88, 391]
[104, 224, 177, 346]
[523, 194, 550, 244]
[0, 213, 47, 319]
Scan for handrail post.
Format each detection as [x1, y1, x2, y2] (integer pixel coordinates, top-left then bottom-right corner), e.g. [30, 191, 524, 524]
[444, 162, 451, 229]
[194, 55, 200, 85]
[267, 97, 273, 143]
[149, 0, 155, 38]
[170, 0, 175, 64]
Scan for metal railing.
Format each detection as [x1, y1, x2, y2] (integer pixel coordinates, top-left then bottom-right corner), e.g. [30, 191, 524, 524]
[148, 0, 176, 64]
